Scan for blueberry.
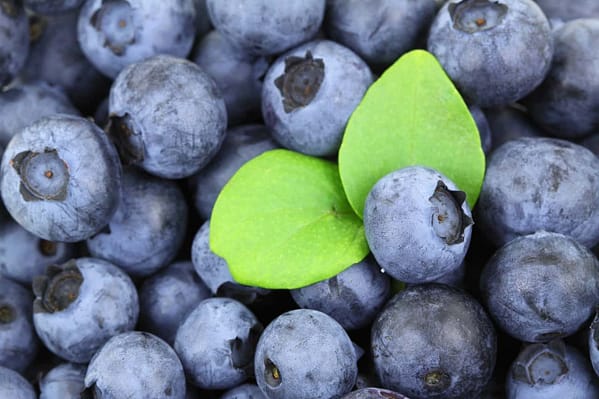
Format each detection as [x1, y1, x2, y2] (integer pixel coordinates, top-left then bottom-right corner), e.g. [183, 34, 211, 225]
[506, 340, 599, 398]
[39, 362, 86, 399]
[290, 255, 391, 330]
[32, 257, 139, 363]
[254, 309, 358, 399]
[589, 311, 599, 377]
[174, 297, 263, 390]
[364, 166, 473, 283]
[0, 366, 36, 399]
[525, 18, 599, 138]
[325, 0, 437, 70]
[206, 0, 325, 56]
[0, 81, 79, 148]
[191, 31, 269, 126]
[580, 132, 599, 157]
[24, 0, 83, 15]
[534, 0, 599, 23]
[262, 39, 373, 156]
[0, 0, 29, 87]
[221, 383, 267, 399]
[0, 114, 122, 242]
[77, 0, 197, 78]
[427, 0, 553, 107]
[187, 124, 278, 219]
[483, 105, 544, 151]
[86, 167, 188, 277]
[340, 388, 410, 399]
[0, 277, 38, 373]
[107, 55, 227, 179]
[470, 105, 492, 154]
[0, 218, 76, 285]
[139, 261, 211, 345]
[191, 220, 270, 304]
[480, 231, 599, 343]
[84, 331, 186, 399]
[371, 284, 496, 399]
[476, 137, 599, 248]
[21, 12, 111, 114]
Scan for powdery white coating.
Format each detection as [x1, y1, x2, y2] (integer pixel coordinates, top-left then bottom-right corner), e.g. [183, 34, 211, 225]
[191, 31, 269, 126]
[506, 342, 599, 399]
[290, 255, 391, 330]
[262, 39, 373, 156]
[39, 362, 86, 399]
[364, 166, 472, 283]
[174, 297, 263, 390]
[0, 277, 38, 373]
[0, 114, 122, 242]
[371, 284, 496, 399]
[109, 55, 227, 179]
[191, 220, 269, 302]
[84, 331, 186, 399]
[325, 0, 437, 68]
[0, 218, 76, 285]
[33, 257, 139, 363]
[77, 0, 196, 78]
[86, 168, 188, 277]
[0, 1, 29, 86]
[139, 261, 211, 345]
[206, 0, 325, 56]
[188, 124, 278, 219]
[477, 137, 599, 248]
[526, 19, 599, 138]
[221, 383, 267, 399]
[480, 231, 599, 343]
[427, 0, 553, 107]
[254, 309, 358, 399]
[0, 366, 36, 399]
[0, 82, 79, 147]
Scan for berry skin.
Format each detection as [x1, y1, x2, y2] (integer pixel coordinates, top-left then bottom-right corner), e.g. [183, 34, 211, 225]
[0, 366, 36, 399]
[39, 362, 86, 399]
[364, 166, 473, 283]
[427, 0, 553, 107]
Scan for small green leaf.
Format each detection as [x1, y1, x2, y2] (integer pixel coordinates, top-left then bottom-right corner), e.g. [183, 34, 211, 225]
[338, 49, 485, 218]
[210, 149, 369, 289]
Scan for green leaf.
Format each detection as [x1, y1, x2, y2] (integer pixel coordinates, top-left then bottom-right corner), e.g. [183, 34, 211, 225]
[210, 149, 369, 289]
[338, 49, 485, 218]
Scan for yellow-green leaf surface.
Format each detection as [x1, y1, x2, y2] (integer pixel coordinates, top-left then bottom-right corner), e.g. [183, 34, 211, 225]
[339, 49, 485, 218]
[210, 149, 369, 289]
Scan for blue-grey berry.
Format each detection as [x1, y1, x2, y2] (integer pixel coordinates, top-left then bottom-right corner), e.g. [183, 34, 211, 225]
[174, 297, 263, 390]
[0, 366, 36, 399]
[0, 1, 29, 87]
[220, 383, 267, 399]
[364, 166, 473, 283]
[32, 257, 139, 363]
[340, 388, 409, 399]
[39, 362, 86, 399]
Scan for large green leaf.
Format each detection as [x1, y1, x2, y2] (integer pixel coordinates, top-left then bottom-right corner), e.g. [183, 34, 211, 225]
[338, 49, 485, 218]
[210, 149, 369, 289]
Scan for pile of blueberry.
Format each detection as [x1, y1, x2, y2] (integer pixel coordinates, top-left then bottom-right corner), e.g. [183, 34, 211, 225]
[1, 0, 599, 398]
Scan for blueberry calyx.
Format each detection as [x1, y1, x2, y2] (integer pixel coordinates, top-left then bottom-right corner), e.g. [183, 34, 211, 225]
[107, 113, 144, 164]
[0, 0, 19, 18]
[0, 304, 15, 324]
[11, 148, 69, 202]
[448, 0, 508, 33]
[429, 180, 473, 245]
[511, 340, 568, 385]
[423, 369, 451, 392]
[274, 50, 325, 113]
[90, 0, 137, 56]
[38, 240, 58, 256]
[33, 260, 83, 314]
[264, 358, 282, 387]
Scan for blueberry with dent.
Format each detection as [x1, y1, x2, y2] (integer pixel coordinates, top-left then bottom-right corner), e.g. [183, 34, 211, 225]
[364, 166, 473, 283]
[0, 114, 122, 242]
[0, 277, 38, 373]
[254, 309, 358, 399]
[39, 362, 86, 399]
[83, 331, 186, 399]
[107, 55, 227, 179]
[506, 340, 599, 399]
[480, 231, 599, 343]
[77, 0, 197, 78]
[262, 39, 373, 156]
[32, 257, 139, 363]
[427, 0, 553, 107]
